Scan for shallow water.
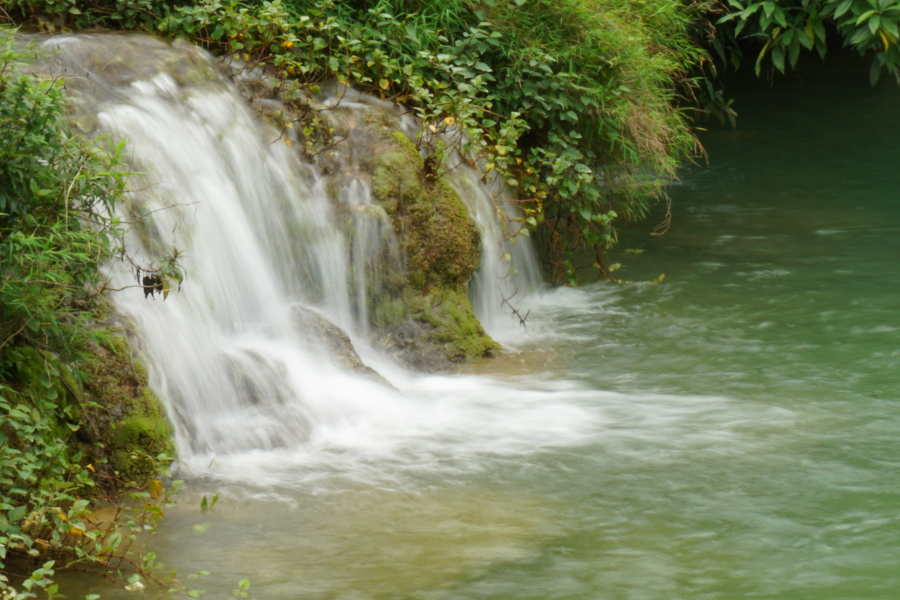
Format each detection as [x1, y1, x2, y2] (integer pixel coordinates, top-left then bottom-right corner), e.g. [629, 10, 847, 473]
[64, 56, 900, 598]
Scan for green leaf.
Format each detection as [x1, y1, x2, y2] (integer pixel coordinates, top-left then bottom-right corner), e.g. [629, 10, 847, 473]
[856, 10, 877, 25]
[755, 41, 770, 75]
[772, 45, 785, 72]
[40, 371, 53, 389]
[797, 29, 814, 49]
[814, 19, 828, 42]
[774, 7, 787, 27]
[107, 532, 122, 549]
[834, 0, 854, 18]
[870, 56, 883, 84]
[869, 15, 881, 34]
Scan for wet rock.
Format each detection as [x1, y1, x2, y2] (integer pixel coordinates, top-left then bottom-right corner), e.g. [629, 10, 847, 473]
[290, 306, 394, 387]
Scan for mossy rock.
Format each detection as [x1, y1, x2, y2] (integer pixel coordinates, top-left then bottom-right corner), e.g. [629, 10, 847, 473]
[80, 330, 174, 484]
[4, 330, 173, 485]
[278, 90, 498, 369]
[366, 131, 497, 367]
[109, 414, 173, 483]
[372, 131, 481, 290]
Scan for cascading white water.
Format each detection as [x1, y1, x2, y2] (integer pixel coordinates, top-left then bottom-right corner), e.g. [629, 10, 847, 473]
[40, 34, 557, 467]
[97, 73, 378, 455]
[342, 179, 401, 337]
[444, 168, 543, 341]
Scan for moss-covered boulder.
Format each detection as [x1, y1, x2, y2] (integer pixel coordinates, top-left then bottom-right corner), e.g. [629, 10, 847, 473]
[80, 331, 174, 484]
[372, 132, 481, 289]
[366, 131, 498, 369]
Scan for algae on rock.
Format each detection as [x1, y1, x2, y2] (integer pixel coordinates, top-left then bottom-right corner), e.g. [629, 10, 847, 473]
[303, 90, 500, 370]
[368, 131, 498, 368]
[84, 331, 174, 483]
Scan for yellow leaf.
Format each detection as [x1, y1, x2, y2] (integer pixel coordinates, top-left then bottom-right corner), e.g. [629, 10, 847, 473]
[86, 463, 95, 472]
[881, 31, 889, 52]
[163, 278, 170, 300]
[443, 116, 455, 126]
[53, 508, 68, 521]
[379, 78, 390, 90]
[284, 138, 292, 147]
[149, 480, 163, 500]
[69, 526, 85, 537]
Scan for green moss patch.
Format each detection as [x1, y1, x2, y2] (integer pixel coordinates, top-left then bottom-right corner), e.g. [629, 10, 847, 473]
[81, 331, 174, 484]
[369, 131, 497, 366]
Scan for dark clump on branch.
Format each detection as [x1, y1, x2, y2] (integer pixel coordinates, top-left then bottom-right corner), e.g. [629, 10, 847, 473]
[142, 275, 164, 299]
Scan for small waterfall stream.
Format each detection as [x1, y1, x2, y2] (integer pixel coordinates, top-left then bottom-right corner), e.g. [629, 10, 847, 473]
[43, 34, 547, 464]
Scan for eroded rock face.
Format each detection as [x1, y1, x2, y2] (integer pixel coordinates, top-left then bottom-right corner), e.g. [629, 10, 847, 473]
[312, 97, 499, 369]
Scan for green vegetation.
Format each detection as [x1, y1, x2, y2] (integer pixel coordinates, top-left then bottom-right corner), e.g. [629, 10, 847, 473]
[714, 0, 900, 85]
[4, 0, 896, 287]
[3, 0, 712, 283]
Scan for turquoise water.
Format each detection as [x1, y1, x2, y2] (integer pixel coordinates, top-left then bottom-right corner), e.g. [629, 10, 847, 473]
[62, 57, 900, 599]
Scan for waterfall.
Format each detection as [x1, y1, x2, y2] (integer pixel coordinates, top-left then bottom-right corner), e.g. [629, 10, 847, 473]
[314, 86, 543, 341]
[41, 34, 544, 462]
[444, 169, 543, 340]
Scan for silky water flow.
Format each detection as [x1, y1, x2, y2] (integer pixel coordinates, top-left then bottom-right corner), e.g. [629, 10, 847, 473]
[40, 34, 566, 477]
